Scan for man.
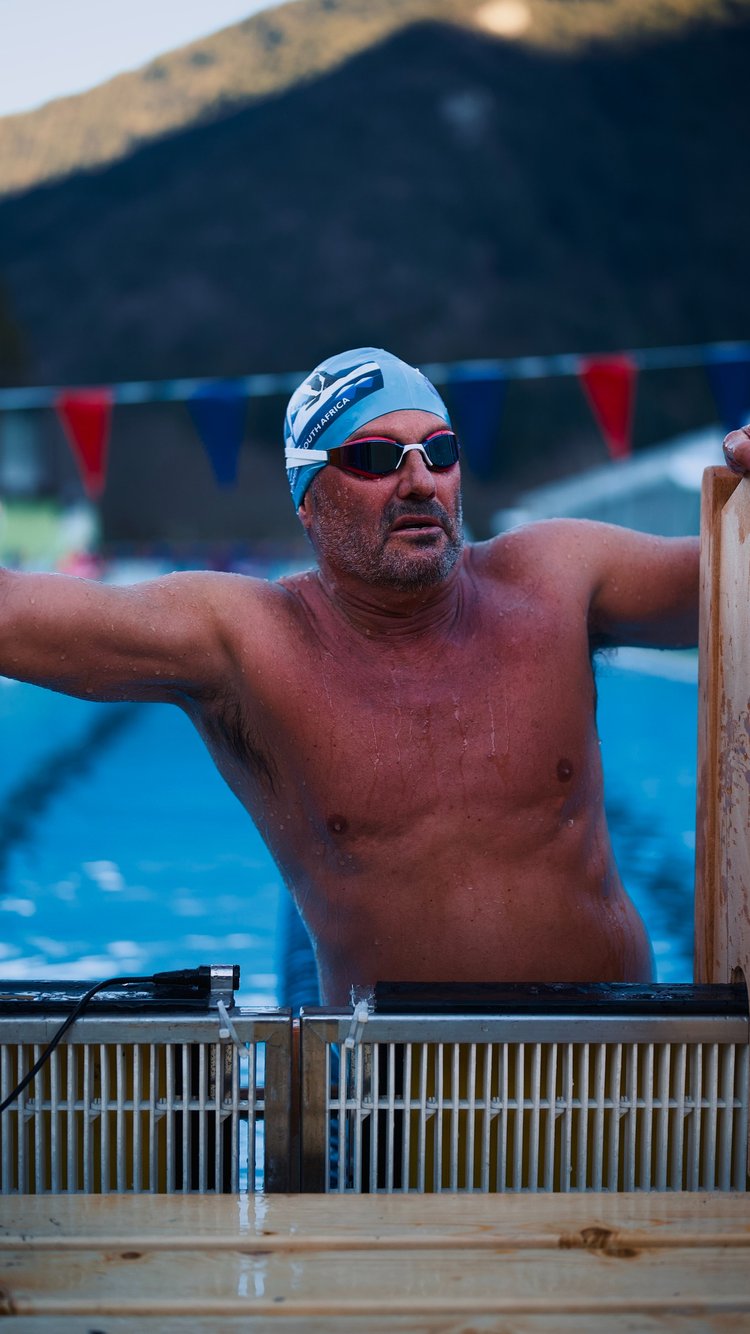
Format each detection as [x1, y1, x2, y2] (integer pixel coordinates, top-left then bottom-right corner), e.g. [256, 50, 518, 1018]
[1, 349, 748, 1003]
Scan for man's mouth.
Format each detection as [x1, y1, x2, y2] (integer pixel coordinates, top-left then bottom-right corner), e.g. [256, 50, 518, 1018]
[389, 516, 445, 533]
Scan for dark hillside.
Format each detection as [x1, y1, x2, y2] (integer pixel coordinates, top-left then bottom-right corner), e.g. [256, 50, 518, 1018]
[0, 12, 747, 539]
[0, 0, 734, 199]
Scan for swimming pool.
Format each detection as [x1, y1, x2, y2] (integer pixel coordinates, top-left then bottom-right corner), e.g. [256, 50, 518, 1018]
[0, 647, 698, 993]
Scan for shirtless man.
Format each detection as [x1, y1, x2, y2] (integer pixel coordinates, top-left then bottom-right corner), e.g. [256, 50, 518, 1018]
[1, 349, 748, 1003]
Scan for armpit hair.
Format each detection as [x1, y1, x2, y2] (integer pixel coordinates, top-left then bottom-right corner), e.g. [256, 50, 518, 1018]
[215, 692, 278, 794]
[589, 638, 618, 710]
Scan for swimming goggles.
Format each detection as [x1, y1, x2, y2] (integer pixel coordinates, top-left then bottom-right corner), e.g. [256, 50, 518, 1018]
[285, 430, 460, 479]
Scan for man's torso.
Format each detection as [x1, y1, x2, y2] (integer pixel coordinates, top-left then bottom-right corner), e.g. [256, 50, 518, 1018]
[186, 527, 652, 1001]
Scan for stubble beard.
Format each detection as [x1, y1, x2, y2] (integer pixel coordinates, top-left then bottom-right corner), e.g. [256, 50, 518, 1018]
[309, 489, 465, 591]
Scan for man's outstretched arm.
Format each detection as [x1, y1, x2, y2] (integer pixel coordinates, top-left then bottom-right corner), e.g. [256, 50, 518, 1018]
[0, 567, 251, 703]
[585, 527, 699, 650]
[587, 428, 750, 649]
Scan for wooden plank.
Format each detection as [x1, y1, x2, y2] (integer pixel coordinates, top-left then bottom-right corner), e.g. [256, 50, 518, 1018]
[2, 1245, 749, 1316]
[2, 1317, 749, 1333]
[4, 1191, 750, 1247]
[717, 477, 750, 993]
[1, 1317, 748, 1334]
[3, 1222, 750, 1252]
[4, 1195, 748, 1327]
[695, 466, 750, 989]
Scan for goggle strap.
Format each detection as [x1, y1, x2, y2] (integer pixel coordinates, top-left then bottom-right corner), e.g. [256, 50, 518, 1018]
[285, 446, 329, 465]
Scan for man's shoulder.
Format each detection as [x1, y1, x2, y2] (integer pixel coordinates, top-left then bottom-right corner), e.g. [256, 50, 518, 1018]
[274, 565, 317, 595]
[163, 569, 313, 682]
[149, 569, 301, 635]
[468, 518, 595, 573]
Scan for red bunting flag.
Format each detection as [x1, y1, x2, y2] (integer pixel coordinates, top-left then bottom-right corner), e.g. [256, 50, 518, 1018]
[578, 355, 638, 460]
[54, 388, 113, 499]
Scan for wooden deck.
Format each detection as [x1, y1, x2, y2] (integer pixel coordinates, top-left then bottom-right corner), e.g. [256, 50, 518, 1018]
[1, 1192, 749, 1330]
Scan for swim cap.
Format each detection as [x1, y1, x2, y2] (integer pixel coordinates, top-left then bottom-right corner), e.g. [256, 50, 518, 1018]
[284, 347, 451, 506]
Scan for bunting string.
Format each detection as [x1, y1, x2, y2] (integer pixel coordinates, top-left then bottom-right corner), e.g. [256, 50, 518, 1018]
[0, 339, 748, 496]
[0, 339, 747, 412]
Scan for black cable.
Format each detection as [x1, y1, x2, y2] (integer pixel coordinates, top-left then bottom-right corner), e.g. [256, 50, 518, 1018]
[0, 967, 214, 1114]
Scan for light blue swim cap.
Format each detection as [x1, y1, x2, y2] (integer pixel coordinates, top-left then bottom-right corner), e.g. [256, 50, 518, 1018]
[284, 347, 451, 507]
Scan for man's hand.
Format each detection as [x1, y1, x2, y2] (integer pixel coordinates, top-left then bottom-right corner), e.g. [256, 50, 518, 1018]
[723, 425, 750, 476]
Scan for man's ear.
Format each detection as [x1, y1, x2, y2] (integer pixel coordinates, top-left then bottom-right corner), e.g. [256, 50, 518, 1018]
[297, 491, 313, 534]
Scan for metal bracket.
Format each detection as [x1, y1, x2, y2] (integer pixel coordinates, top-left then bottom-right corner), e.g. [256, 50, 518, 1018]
[207, 965, 240, 1011]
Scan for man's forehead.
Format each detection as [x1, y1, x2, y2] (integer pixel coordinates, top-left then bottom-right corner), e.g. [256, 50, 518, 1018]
[344, 408, 449, 443]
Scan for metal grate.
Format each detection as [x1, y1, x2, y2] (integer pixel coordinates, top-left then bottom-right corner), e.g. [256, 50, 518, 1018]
[4, 995, 748, 1194]
[300, 1012, 750, 1193]
[0, 1012, 292, 1194]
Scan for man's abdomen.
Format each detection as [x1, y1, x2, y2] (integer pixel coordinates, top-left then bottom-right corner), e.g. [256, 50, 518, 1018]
[308, 830, 654, 1004]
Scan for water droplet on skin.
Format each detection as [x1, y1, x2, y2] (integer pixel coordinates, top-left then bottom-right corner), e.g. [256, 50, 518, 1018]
[566, 818, 574, 828]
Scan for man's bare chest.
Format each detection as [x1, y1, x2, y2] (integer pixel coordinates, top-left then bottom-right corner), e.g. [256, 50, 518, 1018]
[234, 603, 600, 835]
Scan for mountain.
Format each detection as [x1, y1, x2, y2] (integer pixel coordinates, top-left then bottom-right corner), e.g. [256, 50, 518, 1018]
[0, 1, 748, 541]
[0, 0, 732, 198]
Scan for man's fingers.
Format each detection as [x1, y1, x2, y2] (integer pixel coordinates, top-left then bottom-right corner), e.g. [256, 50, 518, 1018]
[723, 424, 750, 475]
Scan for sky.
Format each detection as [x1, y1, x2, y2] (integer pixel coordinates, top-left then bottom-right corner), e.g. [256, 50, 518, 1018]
[0, 0, 280, 118]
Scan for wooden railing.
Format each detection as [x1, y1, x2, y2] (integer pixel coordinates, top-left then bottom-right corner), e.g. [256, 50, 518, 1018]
[695, 467, 750, 998]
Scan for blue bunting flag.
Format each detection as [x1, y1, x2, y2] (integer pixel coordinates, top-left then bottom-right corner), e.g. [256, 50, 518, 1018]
[187, 381, 248, 487]
[447, 373, 506, 479]
[706, 354, 750, 435]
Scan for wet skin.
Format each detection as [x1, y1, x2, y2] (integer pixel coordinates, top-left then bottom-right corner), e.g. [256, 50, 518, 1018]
[2, 408, 733, 1003]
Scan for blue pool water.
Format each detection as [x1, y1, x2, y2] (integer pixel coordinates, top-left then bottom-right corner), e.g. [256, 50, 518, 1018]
[594, 650, 697, 983]
[0, 687, 282, 1003]
[0, 648, 698, 993]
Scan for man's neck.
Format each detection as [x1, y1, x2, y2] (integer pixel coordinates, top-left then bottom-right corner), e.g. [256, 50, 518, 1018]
[314, 556, 466, 640]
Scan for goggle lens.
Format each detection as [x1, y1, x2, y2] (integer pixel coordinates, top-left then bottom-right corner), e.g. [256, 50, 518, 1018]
[327, 431, 460, 478]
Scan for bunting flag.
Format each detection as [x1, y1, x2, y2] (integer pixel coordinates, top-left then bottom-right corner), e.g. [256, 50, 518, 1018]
[705, 354, 750, 435]
[187, 381, 247, 487]
[447, 373, 506, 479]
[53, 388, 113, 499]
[578, 355, 638, 460]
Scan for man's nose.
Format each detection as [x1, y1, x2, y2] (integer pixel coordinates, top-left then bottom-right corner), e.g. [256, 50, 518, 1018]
[395, 449, 437, 498]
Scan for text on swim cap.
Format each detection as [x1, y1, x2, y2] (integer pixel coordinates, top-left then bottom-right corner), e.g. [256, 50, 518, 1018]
[300, 399, 351, 452]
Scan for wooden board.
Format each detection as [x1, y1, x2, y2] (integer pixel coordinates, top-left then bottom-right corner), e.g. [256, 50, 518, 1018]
[0, 1193, 749, 1327]
[2, 1317, 749, 1333]
[4, 1190, 750, 1247]
[695, 466, 750, 993]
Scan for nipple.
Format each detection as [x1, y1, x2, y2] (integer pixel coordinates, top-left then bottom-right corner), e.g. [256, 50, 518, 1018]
[327, 814, 349, 836]
[556, 758, 573, 783]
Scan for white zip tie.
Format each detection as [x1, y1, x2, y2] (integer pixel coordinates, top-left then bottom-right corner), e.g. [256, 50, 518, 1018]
[216, 998, 250, 1051]
[345, 999, 370, 1049]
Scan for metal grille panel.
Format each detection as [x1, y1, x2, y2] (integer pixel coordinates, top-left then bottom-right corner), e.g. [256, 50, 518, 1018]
[300, 1014, 750, 1194]
[0, 1012, 292, 1194]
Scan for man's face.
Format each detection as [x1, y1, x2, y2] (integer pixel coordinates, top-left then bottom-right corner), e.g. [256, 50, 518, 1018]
[299, 409, 464, 591]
